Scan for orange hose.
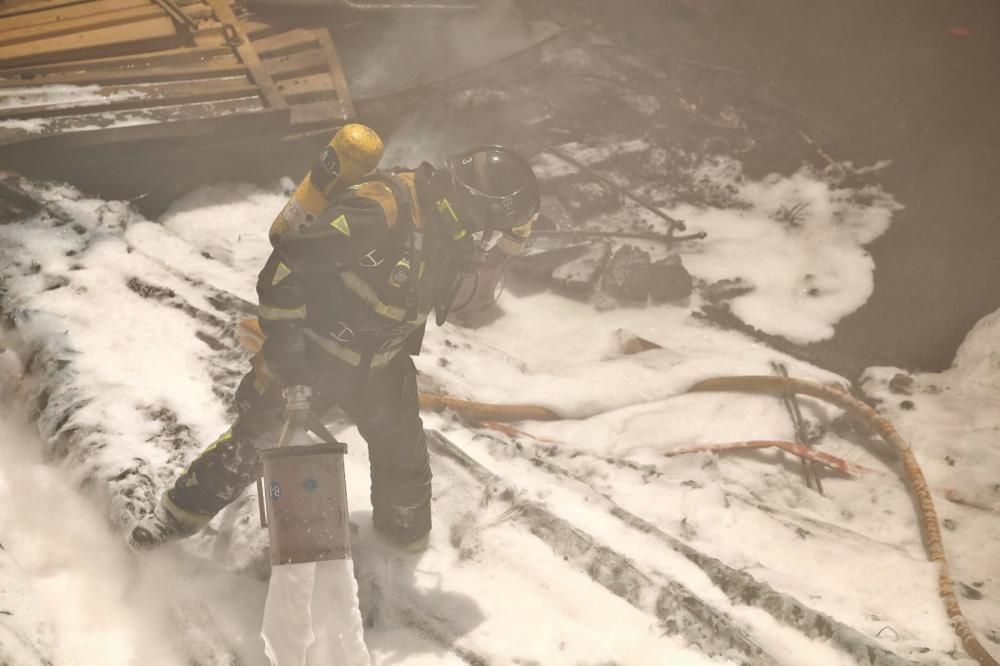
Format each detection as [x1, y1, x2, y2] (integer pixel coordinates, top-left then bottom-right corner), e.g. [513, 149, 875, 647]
[238, 314, 991, 661]
[689, 375, 998, 666]
[418, 392, 560, 422]
[236, 318, 562, 423]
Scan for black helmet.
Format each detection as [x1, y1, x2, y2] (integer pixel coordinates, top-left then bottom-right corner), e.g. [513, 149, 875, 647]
[443, 146, 540, 236]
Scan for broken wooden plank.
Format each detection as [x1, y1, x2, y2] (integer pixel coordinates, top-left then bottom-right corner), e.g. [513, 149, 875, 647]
[288, 98, 348, 127]
[276, 71, 334, 103]
[0, 0, 149, 30]
[0, 76, 258, 120]
[0, 44, 231, 77]
[1, 105, 288, 152]
[0, 16, 181, 68]
[0, 3, 210, 47]
[0, 95, 265, 146]
[0, 55, 243, 87]
[191, 14, 273, 48]
[242, 16, 276, 40]
[315, 29, 355, 118]
[151, 0, 199, 35]
[204, 0, 285, 109]
[265, 47, 326, 80]
[0, 5, 175, 49]
[253, 29, 319, 59]
[0, 0, 87, 18]
[0, 47, 326, 89]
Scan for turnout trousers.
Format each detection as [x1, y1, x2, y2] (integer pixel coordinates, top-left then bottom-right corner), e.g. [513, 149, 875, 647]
[165, 352, 432, 545]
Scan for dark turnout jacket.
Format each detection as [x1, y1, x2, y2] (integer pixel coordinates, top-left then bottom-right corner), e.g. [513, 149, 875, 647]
[255, 169, 465, 386]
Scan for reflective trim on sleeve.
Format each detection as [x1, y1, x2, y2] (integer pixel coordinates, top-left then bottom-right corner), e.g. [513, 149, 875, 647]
[162, 490, 215, 530]
[258, 304, 307, 321]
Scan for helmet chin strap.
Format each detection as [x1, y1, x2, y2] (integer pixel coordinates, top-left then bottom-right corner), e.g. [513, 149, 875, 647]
[477, 202, 502, 252]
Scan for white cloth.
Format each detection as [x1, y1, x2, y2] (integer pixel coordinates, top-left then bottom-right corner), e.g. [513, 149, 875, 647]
[261, 559, 371, 666]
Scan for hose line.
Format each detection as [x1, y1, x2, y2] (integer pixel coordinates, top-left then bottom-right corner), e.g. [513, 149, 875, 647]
[418, 392, 560, 422]
[237, 314, 994, 663]
[688, 375, 998, 666]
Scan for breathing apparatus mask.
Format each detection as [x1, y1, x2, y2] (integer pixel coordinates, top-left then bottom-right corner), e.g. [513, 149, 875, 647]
[423, 146, 539, 324]
[441, 145, 541, 269]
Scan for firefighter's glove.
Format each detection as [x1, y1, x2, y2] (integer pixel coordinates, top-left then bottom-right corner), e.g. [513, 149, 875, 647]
[261, 326, 308, 386]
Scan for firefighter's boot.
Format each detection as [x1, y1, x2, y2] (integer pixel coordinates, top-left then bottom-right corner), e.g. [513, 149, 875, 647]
[126, 495, 210, 551]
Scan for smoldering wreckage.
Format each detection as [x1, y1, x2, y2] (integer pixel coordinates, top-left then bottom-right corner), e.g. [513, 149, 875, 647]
[0, 0, 997, 665]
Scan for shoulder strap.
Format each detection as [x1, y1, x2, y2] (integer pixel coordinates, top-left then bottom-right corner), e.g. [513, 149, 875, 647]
[367, 171, 424, 321]
[366, 171, 417, 230]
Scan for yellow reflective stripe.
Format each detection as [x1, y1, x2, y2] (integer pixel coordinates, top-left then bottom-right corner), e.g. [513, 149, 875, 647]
[258, 304, 307, 321]
[498, 233, 527, 256]
[436, 197, 465, 238]
[510, 216, 534, 238]
[330, 214, 350, 237]
[272, 262, 292, 286]
[340, 272, 410, 321]
[436, 197, 458, 222]
[200, 429, 232, 456]
[302, 329, 402, 369]
[304, 328, 362, 365]
[162, 490, 214, 529]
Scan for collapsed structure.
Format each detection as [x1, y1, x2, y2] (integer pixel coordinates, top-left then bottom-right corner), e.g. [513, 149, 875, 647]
[0, 0, 357, 199]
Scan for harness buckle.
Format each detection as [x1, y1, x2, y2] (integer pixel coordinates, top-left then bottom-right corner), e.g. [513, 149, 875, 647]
[359, 249, 383, 268]
[331, 322, 356, 343]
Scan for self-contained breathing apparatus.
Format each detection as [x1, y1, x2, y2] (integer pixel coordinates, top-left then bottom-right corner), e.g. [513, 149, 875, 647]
[268, 131, 540, 331]
[269, 123, 385, 246]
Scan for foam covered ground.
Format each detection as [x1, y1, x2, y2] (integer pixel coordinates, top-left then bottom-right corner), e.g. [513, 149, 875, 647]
[0, 156, 995, 665]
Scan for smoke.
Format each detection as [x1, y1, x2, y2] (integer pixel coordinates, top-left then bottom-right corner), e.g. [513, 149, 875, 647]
[380, 109, 454, 169]
[347, 0, 541, 167]
[351, 1, 536, 99]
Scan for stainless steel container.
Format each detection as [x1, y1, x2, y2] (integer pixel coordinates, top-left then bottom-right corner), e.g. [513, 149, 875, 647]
[261, 442, 350, 565]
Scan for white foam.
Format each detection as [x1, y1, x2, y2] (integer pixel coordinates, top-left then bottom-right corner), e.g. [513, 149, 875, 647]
[262, 559, 371, 666]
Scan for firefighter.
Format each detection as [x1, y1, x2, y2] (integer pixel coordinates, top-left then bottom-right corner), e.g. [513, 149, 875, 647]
[128, 134, 540, 553]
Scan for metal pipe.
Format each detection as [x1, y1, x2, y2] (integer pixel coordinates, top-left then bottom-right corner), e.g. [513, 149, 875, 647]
[151, 0, 200, 34]
[500, 119, 689, 230]
[531, 228, 706, 246]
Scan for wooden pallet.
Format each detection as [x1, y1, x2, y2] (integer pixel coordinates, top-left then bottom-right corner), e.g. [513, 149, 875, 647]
[0, 0, 355, 155]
